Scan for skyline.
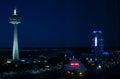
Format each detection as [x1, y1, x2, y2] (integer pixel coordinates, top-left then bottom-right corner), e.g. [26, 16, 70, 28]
[0, 0, 120, 48]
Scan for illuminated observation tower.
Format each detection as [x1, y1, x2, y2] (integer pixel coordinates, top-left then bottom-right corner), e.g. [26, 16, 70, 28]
[92, 30, 104, 54]
[9, 9, 21, 61]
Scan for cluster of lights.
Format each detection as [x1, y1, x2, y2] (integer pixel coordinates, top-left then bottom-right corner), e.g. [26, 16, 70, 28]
[67, 71, 83, 77]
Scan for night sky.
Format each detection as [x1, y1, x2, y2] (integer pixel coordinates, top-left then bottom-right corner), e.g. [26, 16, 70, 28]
[0, 0, 120, 48]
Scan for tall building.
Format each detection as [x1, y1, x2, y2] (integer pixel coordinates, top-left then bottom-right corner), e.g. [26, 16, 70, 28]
[9, 9, 21, 61]
[92, 30, 104, 54]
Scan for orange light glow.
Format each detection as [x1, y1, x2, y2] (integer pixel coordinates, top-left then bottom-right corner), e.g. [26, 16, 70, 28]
[79, 72, 83, 76]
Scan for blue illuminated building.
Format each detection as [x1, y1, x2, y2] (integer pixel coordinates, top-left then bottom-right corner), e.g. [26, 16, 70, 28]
[92, 30, 104, 54]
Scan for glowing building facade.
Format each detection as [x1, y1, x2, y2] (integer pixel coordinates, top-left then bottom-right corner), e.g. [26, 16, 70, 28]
[64, 57, 87, 73]
[92, 30, 104, 54]
[9, 9, 21, 61]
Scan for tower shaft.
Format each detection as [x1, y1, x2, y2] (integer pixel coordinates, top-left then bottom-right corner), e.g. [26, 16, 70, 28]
[12, 24, 19, 61]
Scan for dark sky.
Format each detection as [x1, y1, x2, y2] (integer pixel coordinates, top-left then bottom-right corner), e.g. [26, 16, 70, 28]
[0, 0, 120, 48]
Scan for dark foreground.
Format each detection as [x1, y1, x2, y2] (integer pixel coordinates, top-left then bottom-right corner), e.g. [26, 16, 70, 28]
[0, 48, 120, 79]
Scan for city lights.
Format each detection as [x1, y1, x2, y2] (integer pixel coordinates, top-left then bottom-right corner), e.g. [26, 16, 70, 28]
[0, 1, 119, 79]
